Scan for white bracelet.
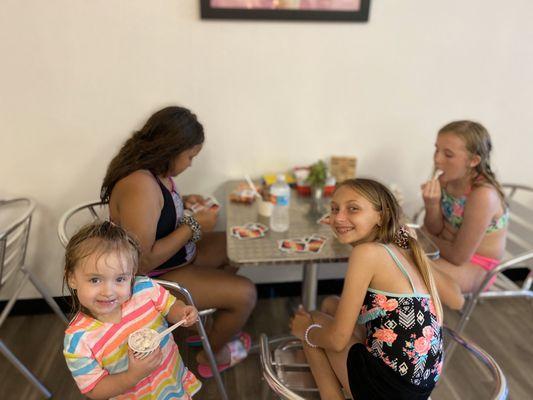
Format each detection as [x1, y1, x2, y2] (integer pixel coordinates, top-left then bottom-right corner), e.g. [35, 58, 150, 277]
[304, 323, 322, 348]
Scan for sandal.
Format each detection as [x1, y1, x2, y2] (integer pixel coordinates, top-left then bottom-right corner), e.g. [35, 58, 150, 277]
[197, 332, 252, 378]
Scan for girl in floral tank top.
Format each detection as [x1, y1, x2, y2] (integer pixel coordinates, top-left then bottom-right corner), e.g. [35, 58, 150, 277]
[290, 179, 447, 400]
[357, 244, 443, 390]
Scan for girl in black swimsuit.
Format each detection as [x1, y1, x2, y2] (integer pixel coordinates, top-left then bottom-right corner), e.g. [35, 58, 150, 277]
[101, 106, 257, 378]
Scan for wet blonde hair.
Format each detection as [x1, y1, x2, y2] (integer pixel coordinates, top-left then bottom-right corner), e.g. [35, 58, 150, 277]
[439, 120, 505, 203]
[336, 178, 443, 323]
[63, 221, 141, 315]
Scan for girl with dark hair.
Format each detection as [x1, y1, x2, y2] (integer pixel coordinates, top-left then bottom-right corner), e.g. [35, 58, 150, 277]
[289, 178, 452, 400]
[421, 120, 508, 293]
[101, 106, 256, 378]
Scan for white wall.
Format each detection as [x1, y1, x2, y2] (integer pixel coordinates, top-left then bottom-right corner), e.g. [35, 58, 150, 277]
[1, 0, 532, 299]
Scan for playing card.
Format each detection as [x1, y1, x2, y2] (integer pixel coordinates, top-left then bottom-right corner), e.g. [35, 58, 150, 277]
[248, 222, 268, 233]
[231, 226, 259, 239]
[309, 234, 327, 241]
[190, 203, 204, 213]
[204, 196, 220, 211]
[306, 235, 326, 253]
[277, 234, 327, 254]
[278, 238, 307, 253]
[189, 196, 220, 213]
[230, 222, 266, 240]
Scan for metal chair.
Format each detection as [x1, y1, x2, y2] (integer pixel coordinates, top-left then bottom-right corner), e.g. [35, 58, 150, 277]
[412, 183, 533, 336]
[57, 200, 228, 400]
[259, 327, 508, 400]
[0, 198, 68, 398]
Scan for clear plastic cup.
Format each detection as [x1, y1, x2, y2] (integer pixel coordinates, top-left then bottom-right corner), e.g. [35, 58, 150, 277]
[128, 328, 160, 359]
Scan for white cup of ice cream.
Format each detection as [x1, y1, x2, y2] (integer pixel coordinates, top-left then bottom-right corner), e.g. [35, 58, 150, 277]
[258, 198, 273, 217]
[128, 328, 161, 359]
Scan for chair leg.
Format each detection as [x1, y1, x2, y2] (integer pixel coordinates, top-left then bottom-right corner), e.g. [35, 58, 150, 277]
[445, 296, 478, 363]
[0, 340, 51, 398]
[195, 317, 229, 400]
[454, 295, 478, 336]
[23, 267, 68, 324]
[156, 280, 229, 400]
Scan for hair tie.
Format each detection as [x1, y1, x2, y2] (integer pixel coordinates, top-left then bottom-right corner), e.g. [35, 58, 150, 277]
[394, 225, 411, 249]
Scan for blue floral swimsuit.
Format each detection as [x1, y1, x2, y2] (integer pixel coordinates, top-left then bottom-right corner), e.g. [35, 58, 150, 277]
[441, 188, 508, 233]
[346, 244, 444, 400]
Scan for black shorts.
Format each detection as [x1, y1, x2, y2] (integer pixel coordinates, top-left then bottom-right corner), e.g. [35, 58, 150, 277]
[346, 343, 435, 400]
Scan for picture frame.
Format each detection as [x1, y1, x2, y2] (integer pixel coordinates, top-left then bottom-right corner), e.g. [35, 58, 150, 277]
[200, 0, 370, 22]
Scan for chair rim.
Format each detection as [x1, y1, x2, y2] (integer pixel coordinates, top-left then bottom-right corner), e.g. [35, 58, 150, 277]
[259, 327, 508, 400]
[443, 327, 508, 400]
[57, 200, 105, 247]
[0, 198, 35, 241]
[502, 182, 533, 194]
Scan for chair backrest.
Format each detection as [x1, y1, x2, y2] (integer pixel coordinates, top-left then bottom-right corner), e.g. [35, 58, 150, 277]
[57, 201, 108, 247]
[502, 184, 533, 259]
[0, 198, 35, 289]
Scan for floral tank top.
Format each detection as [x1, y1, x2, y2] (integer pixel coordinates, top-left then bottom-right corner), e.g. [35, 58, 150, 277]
[357, 244, 444, 388]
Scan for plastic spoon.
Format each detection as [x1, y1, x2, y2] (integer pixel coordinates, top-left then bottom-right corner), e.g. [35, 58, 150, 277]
[244, 174, 262, 199]
[157, 318, 188, 340]
[433, 169, 444, 180]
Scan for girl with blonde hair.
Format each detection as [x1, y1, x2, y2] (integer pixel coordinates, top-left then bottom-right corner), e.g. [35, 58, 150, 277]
[421, 120, 507, 292]
[290, 178, 454, 400]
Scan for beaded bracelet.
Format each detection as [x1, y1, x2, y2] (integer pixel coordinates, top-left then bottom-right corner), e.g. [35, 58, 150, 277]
[179, 215, 202, 243]
[304, 323, 322, 348]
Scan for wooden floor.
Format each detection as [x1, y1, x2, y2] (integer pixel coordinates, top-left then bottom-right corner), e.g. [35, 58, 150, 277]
[0, 296, 531, 400]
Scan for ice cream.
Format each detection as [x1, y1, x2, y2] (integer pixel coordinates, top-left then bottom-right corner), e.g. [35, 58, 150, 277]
[128, 328, 160, 354]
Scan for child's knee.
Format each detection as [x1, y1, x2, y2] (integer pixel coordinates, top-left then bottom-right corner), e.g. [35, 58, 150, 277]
[234, 277, 257, 310]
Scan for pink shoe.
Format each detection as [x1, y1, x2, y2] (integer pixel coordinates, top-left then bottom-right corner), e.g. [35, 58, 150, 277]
[197, 332, 252, 378]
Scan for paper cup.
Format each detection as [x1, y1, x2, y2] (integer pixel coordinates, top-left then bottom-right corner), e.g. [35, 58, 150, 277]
[128, 328, 160, 359]
[258, 199, 273, 217]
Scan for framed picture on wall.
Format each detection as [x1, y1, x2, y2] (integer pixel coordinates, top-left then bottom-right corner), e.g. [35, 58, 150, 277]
[200, 0, 370, 22]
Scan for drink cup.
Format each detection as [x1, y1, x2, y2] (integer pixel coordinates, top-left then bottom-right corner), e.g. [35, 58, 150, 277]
[258, 198, 273, 217]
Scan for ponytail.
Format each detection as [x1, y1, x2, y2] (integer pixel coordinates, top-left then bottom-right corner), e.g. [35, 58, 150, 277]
[408, 236, 443, 324]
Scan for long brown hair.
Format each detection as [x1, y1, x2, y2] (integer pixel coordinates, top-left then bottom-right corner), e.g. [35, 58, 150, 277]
[336, 178, 443, 323]
[63, 221, 141, 316]
[438, 120, 505, 203]
[100, 106, 204, 202]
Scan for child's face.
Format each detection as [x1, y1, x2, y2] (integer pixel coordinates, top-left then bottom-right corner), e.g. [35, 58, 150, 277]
[434, 132, 480, 183]
[68, 250, 134, 323]
[329, 186, 381, 245]
[169, 144, 203, 176]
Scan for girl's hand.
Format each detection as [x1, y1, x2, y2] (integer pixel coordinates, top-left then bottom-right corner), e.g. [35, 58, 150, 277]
[289, 305, 313, 341]
[421, 178, 442, 208]
[195, 209, 217, 232]
[127, 347, 163, 383]
[184, 195, 205, 209]
[180, 305, 198, 327]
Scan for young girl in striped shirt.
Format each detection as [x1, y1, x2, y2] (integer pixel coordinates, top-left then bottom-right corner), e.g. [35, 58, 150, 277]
[63, 221, 201, 399]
